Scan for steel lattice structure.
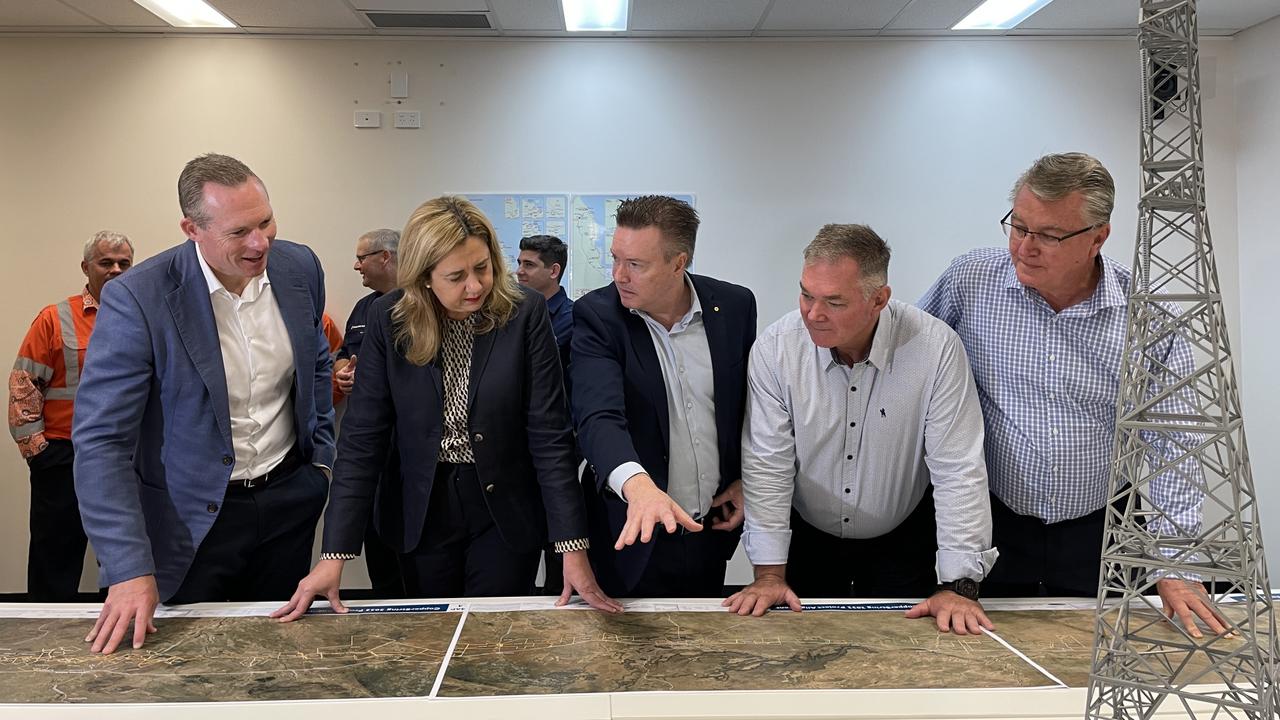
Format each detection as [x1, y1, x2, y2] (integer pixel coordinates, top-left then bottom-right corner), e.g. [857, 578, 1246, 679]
[1085, 1, 1278, 718]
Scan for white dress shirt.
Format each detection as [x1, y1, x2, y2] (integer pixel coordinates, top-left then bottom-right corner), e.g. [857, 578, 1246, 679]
[196, 246, 296, 480]
[741, 300, 998, 583]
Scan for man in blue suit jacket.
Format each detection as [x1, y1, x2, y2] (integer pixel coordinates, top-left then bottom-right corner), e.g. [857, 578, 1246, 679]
[73, 154, 335, 653]
[572, 196, 757, 598]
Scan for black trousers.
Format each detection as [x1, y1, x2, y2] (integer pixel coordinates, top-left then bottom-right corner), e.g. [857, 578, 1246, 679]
[27, 440, 87, 602]
[983, 493, 1107, 597]
[363, 507, 405, 599]
[399, 463, 540, 597]
[596, 526, 731, 599]
[168, 459, 328, 604]
[785, 489, 939, 599]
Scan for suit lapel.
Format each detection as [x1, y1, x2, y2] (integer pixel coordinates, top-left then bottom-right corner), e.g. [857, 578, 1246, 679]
[467, 324, 495, 412]
[623, 303, 670, 451]
[266, 256, 314, 404]
[166, 243, 232, 445]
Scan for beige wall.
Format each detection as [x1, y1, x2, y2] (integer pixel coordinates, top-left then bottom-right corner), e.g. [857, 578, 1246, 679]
[0, 34, 1249, 593]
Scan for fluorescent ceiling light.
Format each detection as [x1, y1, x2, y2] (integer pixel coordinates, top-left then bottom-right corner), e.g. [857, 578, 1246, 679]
[132, 0, 235, 28]
[562, 0, 628, 32]
[952, 0, 1056, 30]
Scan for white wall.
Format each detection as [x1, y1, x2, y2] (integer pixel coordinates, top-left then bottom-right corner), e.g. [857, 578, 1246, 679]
[1235, 15, 1280, 585]
[0, 34, 1251, 593]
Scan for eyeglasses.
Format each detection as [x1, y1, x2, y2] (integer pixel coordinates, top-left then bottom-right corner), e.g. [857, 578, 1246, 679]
[1001, 209, 1102, 246]
[355, 250, 384, 263]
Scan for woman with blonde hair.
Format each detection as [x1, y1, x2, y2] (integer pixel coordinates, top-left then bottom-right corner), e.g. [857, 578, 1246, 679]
[274, 196, 620, 616]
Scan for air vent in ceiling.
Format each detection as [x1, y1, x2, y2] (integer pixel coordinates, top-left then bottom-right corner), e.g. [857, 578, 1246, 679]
[366, 13, 491, 29]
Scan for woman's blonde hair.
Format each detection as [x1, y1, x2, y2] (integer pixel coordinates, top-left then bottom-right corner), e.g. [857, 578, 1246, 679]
[392, 196, 519, 365]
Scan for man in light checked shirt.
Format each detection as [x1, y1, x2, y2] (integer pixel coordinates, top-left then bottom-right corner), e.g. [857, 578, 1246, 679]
[919, 152, 1227, 638]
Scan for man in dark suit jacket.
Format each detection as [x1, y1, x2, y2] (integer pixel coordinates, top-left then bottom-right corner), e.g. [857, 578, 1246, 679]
[572, 195, 757, 597]
[73, 154, 335, 654]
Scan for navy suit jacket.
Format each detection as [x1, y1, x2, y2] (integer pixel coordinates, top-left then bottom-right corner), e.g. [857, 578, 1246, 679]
[571, 274, 757, 592]
[321, 285, 586, 556]
[73, 240, 336, 601]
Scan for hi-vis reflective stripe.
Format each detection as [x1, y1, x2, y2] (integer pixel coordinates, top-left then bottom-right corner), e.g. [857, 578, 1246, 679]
[10, 418, 44, 440]
[11, 356, 54, 382]
[55, 300, 81, 393]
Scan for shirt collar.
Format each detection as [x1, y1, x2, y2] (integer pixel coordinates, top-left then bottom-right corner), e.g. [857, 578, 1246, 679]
[194, 241, 269, 300]
[546, 285, 570, 314]
[80, 286, 99, 312]
[1002, 252, 1125, 315]
[823, 301, 895, 372]
[630, 273, 702, 330]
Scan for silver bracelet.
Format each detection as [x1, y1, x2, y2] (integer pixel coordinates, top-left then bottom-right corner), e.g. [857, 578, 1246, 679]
[553, 537, 590, 554]
[319, 552, 358, 561]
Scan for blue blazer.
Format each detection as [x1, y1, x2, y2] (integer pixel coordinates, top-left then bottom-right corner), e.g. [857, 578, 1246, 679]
[570, 274, 757, 592]
[73, 240, 336, 601]
[321, 285, 586, 556]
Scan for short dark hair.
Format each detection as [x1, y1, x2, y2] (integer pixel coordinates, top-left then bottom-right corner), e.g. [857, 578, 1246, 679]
[519, 235, 567, 281]
[614, 195, 698, 261]
[178, 153, 263, 227]
[803, 224, 891, 296]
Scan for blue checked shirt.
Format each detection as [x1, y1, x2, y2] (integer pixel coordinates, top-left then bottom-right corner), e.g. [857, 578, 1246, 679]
[919, 248, 1203, 536]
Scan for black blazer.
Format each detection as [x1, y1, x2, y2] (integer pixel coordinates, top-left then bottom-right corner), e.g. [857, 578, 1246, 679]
[322, 285, 585, 555]
[570, 274, 757, 592]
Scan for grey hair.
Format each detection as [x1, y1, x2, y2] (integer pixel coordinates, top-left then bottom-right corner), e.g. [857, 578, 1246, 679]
[83, 230, 134, 262]
[1010, 152, 1115, 225]
[361, 228, 400, 256]
[178, 153, 263, 228]
[803, 224, 891, 296]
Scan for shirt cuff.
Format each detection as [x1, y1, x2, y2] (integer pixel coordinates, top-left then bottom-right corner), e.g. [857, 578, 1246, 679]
[742, 529, 792, 567]
[936, 547, 999, 583]
[312, 463, 332, 481]
[607, 462, 647, 501]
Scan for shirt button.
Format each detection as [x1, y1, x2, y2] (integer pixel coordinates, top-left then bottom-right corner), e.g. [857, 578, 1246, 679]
[844, 488, 851, 494]
[846, 454, 853, 460]
[207, 503, 219, 513]
[473, 433, 484, 443]
[685, 402, 692, 409]
[1048, 354, 1056, 361]
[842, 517, 849, 523]
[1052, 428, 1059, 436]
[850, 386, 857, 392]
[849, 422, 856, 427]
[484, 484, 495, 493]
[222, 456, 234, 466]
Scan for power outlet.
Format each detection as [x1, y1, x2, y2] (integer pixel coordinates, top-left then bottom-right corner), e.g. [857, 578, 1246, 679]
[394, 110, 421, 129]
[354, 110, 381, 128]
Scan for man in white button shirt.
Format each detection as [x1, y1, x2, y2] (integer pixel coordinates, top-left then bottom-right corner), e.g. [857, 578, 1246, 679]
[74, 154, 336, 653]
[726, 224, 998, 634]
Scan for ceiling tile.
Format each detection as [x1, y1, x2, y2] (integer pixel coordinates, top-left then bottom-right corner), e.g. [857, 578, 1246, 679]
[60, 0, 167, 26]
[760, 0, 910, 30]
[212, 0, 366, 28]
[631, 0, 771, 32]
[0, 0, 99, 25]
[1017, 0, 1134, 30]
[886, 0, 982, 30]
[489, 0, 561, 31]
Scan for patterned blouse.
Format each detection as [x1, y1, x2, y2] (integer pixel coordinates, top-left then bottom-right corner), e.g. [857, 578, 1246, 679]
[438, 315, 476, 464]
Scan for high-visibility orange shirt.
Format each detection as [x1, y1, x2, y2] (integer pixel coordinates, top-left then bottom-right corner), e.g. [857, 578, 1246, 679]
[8, 288, 98, 459]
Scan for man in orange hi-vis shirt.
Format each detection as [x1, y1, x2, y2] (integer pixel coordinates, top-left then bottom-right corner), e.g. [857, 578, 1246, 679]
[10, 231, 134, 601]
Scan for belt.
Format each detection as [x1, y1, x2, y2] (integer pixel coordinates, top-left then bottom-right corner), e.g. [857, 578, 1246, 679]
[228, 448, 304, 492]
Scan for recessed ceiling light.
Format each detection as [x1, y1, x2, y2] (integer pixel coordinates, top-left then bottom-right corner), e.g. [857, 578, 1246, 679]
[132, 0, 235, 28]
[952, 0, 1056, 30]
[562, 0, 629, 32]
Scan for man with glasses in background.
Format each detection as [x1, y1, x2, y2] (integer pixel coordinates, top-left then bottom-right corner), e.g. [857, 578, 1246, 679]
[919, 152, 1225, 637]
[334, 228, 403, 599]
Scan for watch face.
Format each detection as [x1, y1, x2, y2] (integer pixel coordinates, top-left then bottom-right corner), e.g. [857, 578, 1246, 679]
[953, 578, 980, 600]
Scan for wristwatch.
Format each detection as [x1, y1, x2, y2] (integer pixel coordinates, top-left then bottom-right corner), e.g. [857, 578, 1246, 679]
[938, 578, 980, 601]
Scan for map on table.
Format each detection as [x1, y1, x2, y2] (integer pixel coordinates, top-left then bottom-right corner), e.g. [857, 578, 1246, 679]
[0, 607, 1249, 703]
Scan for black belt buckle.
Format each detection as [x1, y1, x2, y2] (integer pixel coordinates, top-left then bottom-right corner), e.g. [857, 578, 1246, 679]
[231, 448, 302, 491]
